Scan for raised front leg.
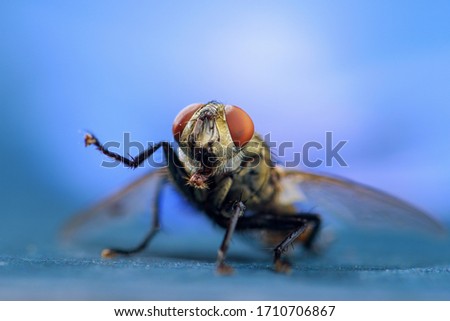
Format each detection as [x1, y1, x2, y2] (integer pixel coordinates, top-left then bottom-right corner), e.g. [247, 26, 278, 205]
[84, 132, 166, 168]
[84, 132, 194, 257]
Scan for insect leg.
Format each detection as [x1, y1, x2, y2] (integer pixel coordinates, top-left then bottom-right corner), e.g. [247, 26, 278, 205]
[101, 176, 168, 258]
[97, 141, 187, 258]
[216, 201, 246, 275]
[236, 213, 321, 273]
[84, 132, 166, 168]
[272, 225, 307, 273]
[299, 214, 321, 250]
[84, 132, 192, 258]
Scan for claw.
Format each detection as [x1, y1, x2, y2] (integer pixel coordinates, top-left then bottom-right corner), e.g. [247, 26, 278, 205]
[101, 248, 117, 259]
[84, 133, 97, 147]
[216, 263, 234, 276]
[274, 259, 292, 274]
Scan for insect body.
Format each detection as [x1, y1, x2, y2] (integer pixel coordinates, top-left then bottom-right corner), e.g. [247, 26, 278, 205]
[68, 101, 443, 274]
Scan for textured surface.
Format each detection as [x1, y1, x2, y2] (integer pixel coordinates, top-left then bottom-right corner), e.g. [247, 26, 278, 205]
[1, 225, 450, 301]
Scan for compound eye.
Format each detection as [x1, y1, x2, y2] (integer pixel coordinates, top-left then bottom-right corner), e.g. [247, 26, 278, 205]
[172, 103, 203, 142]
[224, 105, 254, 147]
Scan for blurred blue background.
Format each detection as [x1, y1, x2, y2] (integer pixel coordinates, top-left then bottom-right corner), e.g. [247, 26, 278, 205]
[1, 0, 450, 300]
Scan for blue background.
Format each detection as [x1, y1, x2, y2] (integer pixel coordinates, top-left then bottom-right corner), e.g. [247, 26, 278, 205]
[1, 0, 450, 300]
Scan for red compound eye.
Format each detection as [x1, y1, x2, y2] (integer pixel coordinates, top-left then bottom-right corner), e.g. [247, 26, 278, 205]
[172, 103, 203, 142]
[225, 105, 254, 147]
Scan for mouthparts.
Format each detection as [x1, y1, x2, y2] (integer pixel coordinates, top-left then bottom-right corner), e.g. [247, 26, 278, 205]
[187, 168, 212, 190]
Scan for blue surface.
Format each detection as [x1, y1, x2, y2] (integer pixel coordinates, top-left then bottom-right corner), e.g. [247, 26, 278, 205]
[1, 226, 450, 300]
[1, 1, 450, 300]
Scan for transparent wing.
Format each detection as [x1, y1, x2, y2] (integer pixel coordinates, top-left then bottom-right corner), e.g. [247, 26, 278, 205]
[62, 168, 168, 239]
[279, 169, 445, 233]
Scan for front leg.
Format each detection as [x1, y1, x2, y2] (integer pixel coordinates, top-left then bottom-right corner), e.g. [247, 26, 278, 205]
[84, 132, 194, 257]
[216, 201, 246, 275]
[84, 132, 165, 168]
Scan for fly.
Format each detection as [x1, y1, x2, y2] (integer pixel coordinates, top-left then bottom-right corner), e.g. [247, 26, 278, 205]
[64, 101, 444, 274]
